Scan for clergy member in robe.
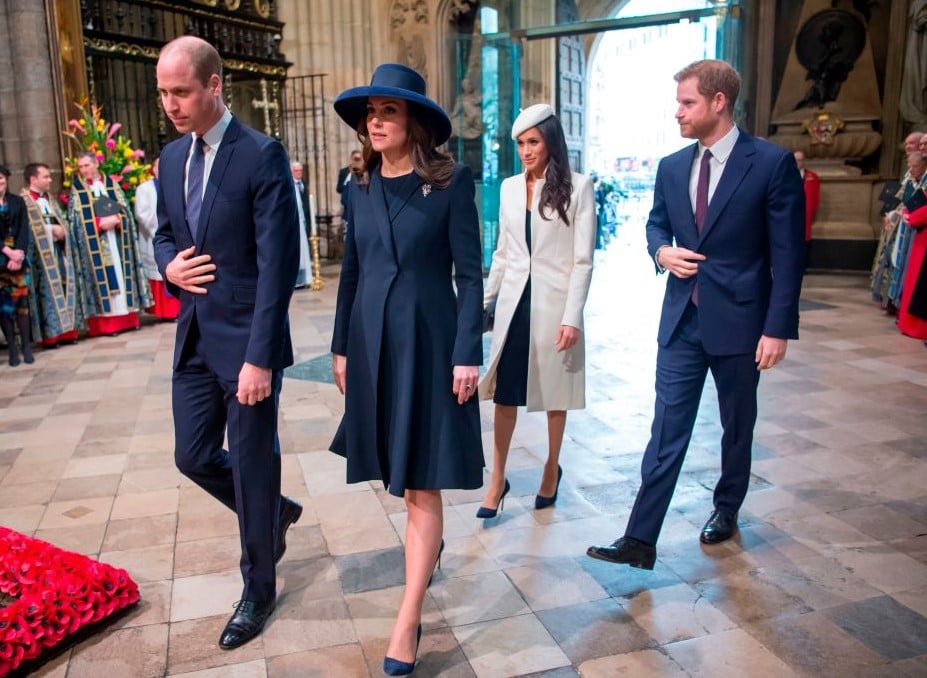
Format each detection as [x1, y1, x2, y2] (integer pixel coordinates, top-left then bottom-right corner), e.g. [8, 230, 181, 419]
[135, 157, 179, 319]
[68, 151, 151, 336]
[21, 162, 81, 347]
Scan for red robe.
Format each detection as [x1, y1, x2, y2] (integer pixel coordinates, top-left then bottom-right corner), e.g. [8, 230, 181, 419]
[802, 169, 820, 242]
[898, 203, 927, 339]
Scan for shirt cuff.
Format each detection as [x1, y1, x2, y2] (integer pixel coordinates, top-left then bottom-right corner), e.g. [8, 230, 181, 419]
[654, 244, 670, 273]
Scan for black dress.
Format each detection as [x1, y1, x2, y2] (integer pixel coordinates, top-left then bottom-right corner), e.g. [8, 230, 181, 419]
[493, 210, 531, 406]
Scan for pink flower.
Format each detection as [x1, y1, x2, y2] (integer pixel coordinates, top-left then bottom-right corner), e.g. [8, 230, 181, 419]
[105, 138, 116, 150]
[106, 122, 121, 139]
[95, 153, 104, 163]
[68, 119, 85, 132]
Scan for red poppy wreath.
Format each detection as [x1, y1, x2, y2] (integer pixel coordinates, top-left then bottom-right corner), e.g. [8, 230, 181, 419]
[0, 527, 139, 676]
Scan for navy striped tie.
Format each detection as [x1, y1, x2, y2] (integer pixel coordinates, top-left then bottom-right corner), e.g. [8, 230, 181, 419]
[186, 137, 207, 238]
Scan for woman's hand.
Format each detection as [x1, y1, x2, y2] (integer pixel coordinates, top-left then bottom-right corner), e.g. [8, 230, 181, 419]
[555, 325, 580, 352]
[6, 259, 21, 271]
[453, 365, 479, 405]
[332, 353, 347, 395]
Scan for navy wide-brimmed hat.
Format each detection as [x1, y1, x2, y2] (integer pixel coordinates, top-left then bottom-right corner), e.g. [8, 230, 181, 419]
[334, 63, 452, 145]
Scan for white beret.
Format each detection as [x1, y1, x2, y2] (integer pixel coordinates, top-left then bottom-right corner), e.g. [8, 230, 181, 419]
[511, 103, 555, 140]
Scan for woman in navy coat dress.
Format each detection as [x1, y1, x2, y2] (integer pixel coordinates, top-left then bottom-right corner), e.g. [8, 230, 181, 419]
[330, 63, 484, 674]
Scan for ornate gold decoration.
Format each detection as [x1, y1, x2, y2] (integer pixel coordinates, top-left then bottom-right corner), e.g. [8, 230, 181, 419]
[192, 0, 219, 6]
[224, 0, 242, 9]
[802, 110, 845, 145]
[222, 57, 286, 78]
[309, 235, 325, 291]
[253, 0, 271, 18]
[83, 38, 285, 78]
[251, 78, 279, 136]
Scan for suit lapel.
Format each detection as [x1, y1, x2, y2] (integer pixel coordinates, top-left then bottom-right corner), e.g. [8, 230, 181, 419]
[173, 137, 194, 241]
[389, 173, 424, 223]
[368, 171, 397, 261]
[670, 144, 699, 240]
[699, 132, 754, 243]
[196, 117, 241, 248]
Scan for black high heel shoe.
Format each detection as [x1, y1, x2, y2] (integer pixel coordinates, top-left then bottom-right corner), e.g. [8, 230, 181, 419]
[534, 465, 563, 509]
[476, 479, 510, 519]
[383, 624, 422, 676]
[427, 539, 444, 588]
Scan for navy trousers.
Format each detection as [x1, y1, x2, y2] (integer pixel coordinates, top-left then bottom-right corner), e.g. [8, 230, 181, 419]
[626, 302, 761, 546]
[172, 329, 283, 602]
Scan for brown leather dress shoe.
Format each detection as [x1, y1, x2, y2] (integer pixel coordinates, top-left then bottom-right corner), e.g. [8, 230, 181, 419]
[700, 510, 738, 544]
[275, 497, 303, 563]
[586, 536, 656, 570]
[218, 598, 275, 650]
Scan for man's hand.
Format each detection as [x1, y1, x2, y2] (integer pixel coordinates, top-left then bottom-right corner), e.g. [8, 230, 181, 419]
[98, 215, 121, 231]
[237, 362, 272, 406]
[51, 224, 66, 241]
[658, 246, 706, 279]
[332, 354, 346, 395]
[554, 325, 580, 352]
[165, 245, 216, 294]
[755, 335, 787, 371]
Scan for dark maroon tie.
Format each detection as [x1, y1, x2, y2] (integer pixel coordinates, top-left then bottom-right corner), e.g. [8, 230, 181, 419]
[692, 149, 711, 305]
[695, 149, 712, 232]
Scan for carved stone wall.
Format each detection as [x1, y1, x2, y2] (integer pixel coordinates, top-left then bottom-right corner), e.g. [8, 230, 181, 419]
[0, 0, 61, 192]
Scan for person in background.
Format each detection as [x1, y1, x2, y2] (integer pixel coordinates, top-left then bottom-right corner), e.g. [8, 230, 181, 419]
[872, 152, 927, 310]
[793, 150, 820, 267]
[22, 162, 81, 347]
[135, 157, 179, 320]
[476, 104, 595, 519]
[0, 164, 34, 366]
[68, 151, 151, 336]
[586, 59, 804, 570]
[330, 64, 483, 675]
[290, 160, 311, 288]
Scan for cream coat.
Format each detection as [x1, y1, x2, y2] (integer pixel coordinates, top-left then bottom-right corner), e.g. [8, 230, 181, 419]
[479, 171, 595, 411]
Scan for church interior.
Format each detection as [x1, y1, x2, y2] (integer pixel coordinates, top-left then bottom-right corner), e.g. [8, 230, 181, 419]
[1, 0, 926, 675]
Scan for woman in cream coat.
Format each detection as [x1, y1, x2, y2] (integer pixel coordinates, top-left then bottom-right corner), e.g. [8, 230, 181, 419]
[476, 104, 595, 518]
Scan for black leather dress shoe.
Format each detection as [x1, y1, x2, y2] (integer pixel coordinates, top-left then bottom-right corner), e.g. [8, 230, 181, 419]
[700, 510, 738, 544]
[218, 598, 275, 650]
[275, 497, 303, 563]
[586, 536, 656, 570]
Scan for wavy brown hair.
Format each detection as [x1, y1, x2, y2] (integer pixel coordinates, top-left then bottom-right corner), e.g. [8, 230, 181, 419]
[355, 101, 455, 189]
[533, 114, 572, 224]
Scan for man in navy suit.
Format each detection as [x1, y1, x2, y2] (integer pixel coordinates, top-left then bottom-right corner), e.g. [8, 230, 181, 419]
[154, 36, 303, 649]
[587, 60, 804, 569]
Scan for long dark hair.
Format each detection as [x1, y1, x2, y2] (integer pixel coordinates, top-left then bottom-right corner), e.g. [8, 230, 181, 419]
[356, 101, 455, 189]
[534, 115, 572, 224]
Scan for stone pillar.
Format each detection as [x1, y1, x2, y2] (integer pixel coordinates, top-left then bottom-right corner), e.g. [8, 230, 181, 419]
[0, 0, 60, 192]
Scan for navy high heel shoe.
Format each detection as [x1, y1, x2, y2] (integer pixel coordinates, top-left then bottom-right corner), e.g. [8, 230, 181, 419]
[476, 479, 511, 519]
[534, 465, 563, 509]
[427, 539, 444, 588]
[383, 624, 422, 675]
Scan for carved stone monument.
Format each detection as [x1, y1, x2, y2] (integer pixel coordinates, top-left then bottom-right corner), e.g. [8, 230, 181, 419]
[769, 0, 883, 268]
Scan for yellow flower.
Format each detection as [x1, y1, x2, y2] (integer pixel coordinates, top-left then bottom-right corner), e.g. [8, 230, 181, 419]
[123, 147, 133, 159]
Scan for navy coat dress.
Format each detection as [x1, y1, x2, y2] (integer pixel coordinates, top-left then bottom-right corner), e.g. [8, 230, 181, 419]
[330, 163, 484, 496]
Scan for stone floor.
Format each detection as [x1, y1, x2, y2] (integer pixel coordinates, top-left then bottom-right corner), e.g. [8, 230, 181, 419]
[2, 223, 927, 677]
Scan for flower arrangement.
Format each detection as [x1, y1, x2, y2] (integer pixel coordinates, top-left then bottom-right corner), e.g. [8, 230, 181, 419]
[0, 527, 140, 676]
[60, 97, 153, 205]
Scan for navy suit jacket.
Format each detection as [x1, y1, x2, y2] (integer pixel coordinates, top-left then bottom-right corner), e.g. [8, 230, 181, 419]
[154, 116, 299, 381]
[646, 130, 805, 355]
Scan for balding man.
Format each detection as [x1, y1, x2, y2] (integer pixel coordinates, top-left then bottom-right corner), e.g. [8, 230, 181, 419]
[154, 35, 302, 650]
[289, 160, 310, 287]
